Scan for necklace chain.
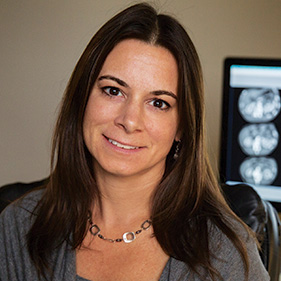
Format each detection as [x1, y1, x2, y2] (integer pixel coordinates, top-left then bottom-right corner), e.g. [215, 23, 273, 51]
[88, 214, 152, 243]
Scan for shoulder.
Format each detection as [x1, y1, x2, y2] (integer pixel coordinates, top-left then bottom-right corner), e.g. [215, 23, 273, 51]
[166, 218, 270, 280]
[208, 218, 269, 280]
[0, 189, 45, 280]
[0, 189, 77, 280]
[0, 189, 44, 235]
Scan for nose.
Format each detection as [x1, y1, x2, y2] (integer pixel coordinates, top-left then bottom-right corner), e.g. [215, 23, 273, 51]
[114, 99, 144, 133]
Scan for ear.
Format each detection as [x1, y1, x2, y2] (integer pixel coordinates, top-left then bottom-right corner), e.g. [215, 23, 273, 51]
[174, 129, 182, 142]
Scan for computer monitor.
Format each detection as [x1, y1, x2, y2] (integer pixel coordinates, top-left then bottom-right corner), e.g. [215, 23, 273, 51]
[220, 57, 281, 211]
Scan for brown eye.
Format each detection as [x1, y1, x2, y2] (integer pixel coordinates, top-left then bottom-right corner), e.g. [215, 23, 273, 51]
[151, 99, 170, 110]
[102, 87, 122, 96]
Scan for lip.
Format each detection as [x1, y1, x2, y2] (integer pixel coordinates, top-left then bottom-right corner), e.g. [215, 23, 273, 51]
[103, 135, 144, 151]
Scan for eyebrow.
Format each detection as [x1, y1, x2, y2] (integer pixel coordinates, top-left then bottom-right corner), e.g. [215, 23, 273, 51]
[152, 90, 178, 100]
[98, 75, 177, 100]
[98, 75, 129, 88]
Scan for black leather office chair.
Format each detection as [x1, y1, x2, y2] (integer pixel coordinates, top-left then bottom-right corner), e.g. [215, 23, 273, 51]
[222, 183, 281, 281]
[1, 180, 280, 280]
[0, 178, 48, 213]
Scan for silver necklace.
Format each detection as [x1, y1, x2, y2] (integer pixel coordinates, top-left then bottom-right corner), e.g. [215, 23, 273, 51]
[88, 215, 152, 243]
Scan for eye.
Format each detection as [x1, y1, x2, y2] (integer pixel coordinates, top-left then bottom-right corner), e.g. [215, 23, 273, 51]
[150, 99, 170, 110]
[102, 87, 123, 97]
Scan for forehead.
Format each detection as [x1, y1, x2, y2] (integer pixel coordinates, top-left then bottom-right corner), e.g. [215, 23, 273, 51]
[99, 39, 178, 94]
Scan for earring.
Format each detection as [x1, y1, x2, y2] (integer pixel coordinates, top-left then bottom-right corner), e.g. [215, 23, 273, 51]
[173, 140, 181, 160]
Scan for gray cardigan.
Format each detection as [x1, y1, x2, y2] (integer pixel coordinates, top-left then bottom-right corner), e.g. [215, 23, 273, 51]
[0, 190, 270, 281]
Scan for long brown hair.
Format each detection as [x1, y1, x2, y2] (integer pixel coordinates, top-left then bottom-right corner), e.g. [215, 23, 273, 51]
[27, 3, 250, 279]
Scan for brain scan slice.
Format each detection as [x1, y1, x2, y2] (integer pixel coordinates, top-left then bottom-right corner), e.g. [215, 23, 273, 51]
[238, 123, 279, 156]
[238, 87, 281, 123]
[239, 157, 278, 185]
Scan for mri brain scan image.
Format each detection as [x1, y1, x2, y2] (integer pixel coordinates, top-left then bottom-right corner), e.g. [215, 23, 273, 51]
[238, 123, 279, 156]
[240, 157, 278, 185]
[238, 87, 281, 122]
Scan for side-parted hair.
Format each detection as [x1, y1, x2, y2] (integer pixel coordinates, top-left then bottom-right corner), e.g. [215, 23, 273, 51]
[27, 3, 251, 280]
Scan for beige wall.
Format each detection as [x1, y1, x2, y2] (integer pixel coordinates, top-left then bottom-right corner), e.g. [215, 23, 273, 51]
[1, 0, 281, 186]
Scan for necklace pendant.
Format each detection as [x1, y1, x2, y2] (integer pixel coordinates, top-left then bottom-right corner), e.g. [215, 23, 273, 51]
[123, 231, 136, 243]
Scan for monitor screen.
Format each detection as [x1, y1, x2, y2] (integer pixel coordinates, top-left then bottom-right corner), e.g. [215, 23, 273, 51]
[220, 57, 281, 210]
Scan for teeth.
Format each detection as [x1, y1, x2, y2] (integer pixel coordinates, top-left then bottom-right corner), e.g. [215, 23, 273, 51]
[108, 138, 139, 150]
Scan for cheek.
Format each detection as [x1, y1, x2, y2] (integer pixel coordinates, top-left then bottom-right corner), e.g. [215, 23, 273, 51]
[148, 116, 178, 147]
[83, 98, 104, 145]
[83, 96, 114, 128]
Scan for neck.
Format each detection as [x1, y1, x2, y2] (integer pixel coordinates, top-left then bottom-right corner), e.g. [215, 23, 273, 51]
[92, 168, 163, 227]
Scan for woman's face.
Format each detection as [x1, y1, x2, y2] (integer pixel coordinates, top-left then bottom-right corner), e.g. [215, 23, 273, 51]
[83, 39, 180, 180]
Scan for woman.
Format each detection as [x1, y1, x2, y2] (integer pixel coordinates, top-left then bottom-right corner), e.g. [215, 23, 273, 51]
[0, 3, 269, 281]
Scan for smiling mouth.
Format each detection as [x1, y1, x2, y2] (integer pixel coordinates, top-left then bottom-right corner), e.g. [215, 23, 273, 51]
[107, 137, 140, 150]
